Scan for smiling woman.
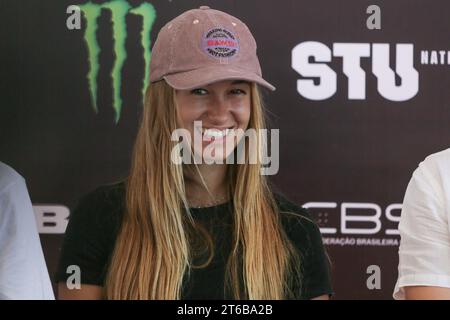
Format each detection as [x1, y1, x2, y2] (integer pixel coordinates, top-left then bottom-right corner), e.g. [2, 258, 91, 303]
[55, 6, 333, 300]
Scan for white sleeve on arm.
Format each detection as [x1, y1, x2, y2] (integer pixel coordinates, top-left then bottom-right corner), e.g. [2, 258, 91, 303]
[393, 153, 450, 299]
[0, 164, 55, 300]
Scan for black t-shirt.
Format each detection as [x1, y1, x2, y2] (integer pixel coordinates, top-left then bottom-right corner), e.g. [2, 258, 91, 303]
[55, 182, 333, 299]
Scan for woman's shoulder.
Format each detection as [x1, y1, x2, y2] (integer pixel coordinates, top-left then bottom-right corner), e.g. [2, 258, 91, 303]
[69, 181, 126, 231]
[273, 192, 314, 226]
[80, 180, 126, 202]
[78, 181, 126, 207]
[272, 192, 322, 248]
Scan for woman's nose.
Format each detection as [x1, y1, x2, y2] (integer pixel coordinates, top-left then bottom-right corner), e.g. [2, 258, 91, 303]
[206, 96, 230, 123]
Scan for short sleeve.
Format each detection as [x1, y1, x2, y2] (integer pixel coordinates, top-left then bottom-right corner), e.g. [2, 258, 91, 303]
[394, 161, 450, 299]
[276, 194, 334, 299]
[55, 185, 123, 287]
[298, 217, 333, 300]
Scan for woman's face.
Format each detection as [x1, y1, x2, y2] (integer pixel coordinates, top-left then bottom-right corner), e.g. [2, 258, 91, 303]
[175, 79, 252, 163]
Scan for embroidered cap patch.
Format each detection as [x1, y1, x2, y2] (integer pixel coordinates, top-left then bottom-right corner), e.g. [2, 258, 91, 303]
[202, 27, 239, 59]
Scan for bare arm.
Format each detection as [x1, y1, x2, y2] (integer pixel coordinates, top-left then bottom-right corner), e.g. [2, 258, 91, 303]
[311, 294, 330, 300]
[404, 286, 450, 300]
[58, 282, 103, 300]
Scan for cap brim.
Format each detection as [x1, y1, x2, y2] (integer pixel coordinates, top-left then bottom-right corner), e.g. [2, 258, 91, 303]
[163, 65, 276, 91]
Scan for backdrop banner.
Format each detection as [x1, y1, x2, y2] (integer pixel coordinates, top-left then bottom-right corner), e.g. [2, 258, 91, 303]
[2, 0, 450, 299]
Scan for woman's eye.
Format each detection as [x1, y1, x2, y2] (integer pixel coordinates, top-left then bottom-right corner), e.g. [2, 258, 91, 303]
[230, 88, 247, 95]
[191, 88, 208, 95]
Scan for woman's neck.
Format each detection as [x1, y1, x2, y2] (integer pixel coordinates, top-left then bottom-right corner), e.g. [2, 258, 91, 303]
[184, 164, 229, 201]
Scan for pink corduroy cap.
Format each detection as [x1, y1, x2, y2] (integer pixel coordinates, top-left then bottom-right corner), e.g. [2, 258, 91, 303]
[149, 6, 276, 91]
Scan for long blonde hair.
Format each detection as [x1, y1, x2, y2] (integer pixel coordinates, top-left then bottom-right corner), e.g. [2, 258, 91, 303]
[105, 80, 301, 299]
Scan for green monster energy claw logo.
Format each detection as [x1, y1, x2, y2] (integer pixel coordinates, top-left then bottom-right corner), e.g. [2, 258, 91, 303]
[79, 0, 156, 123]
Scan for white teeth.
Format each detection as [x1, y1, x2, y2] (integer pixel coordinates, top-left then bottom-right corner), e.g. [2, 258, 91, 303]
[202, 128, 233, 138]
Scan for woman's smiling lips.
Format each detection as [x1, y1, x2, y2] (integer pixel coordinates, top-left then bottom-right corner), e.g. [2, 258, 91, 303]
[195, 126, 237, 143]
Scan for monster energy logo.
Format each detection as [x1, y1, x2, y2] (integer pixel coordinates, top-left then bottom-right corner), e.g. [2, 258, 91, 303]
[79, 0, 156, 122]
